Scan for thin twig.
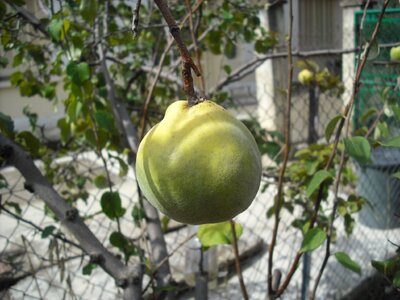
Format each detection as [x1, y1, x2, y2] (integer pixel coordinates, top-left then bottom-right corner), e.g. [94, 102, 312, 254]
[0, 203, 83, 251]
[184, 0, 205, 96]
[208, 47, 359, 96]
[22, 236, 44, 299]
[230, 220, 249, 300]
[267, 0, 293, 297]
[154, 0, 201, 105]
[132, 0, 142, 37]
[155, 232, 196, 272]
[139, 0, 204, 140]
[141, 232, 197, 295]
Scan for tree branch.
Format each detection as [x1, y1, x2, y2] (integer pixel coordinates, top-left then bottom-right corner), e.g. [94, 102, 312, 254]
[0, 133, 143, 299]
[267, 0, 294, 297]
[230, 220, 249, 300]
[208, 47, 359, 96]
[154, 0, 202, 105]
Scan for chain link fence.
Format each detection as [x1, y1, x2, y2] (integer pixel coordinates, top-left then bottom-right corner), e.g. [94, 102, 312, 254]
[1, 6, 400, 300]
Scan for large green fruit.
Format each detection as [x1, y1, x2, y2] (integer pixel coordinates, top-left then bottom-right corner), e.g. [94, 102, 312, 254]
[136, 100, 262, 224]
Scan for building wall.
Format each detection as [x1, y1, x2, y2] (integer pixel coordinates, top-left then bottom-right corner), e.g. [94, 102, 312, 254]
[257, 0, 345, 144]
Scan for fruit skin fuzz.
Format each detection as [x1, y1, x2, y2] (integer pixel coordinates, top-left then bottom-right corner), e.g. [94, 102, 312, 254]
[136, 100, 262, 225]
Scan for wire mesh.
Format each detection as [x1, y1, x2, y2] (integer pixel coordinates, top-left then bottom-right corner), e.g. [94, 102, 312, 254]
[1, 5, 400, 300]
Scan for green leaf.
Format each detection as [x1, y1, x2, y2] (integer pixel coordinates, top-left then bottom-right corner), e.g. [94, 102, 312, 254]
[109, 231, 137, 263]
[344, 214, 355, 236]
[80, 0, 98, 24]
[48, 19, 70, 41]
[334, 251, 361, 275]
[94, 111, 115, 131]
[4, 201, 21, 215]
[132, 205, 146, 224]
[100, 191, 125, 220]
[222, 10, 234, 21]
[16, 131, 40, 157]
[66, 97, 83, 122]
[0, 112, 14, 136]
[94, 175, 109, 189]
[41, 225, 56, 239]
[109, 231, 126, 248]
[382, 136, 400, 148]
[393, 271, 400, 288]
[224, 41, 236, 59]
[66, 61, 91, 85]
[371, 256, 400, 276]
[57, 118, 71, 144]
[223, 65, 232, 75]
[198, 221, 243, 248]
[0, 175, 8, 189]
[299, 227, 326, 253]
[306, 170, 332, 198]
[13, 0, 26, 6]
[48, 19, 63, 41]
[343, 136, 371, 165]
[393, 172, 400, 180]
[325, 115, 343, 142]
[82, 263, 97, 275]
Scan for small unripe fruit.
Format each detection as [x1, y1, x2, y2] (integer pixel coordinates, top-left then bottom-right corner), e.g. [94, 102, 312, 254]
[390, 46, 400, 62]
[298, 69, 314, 85]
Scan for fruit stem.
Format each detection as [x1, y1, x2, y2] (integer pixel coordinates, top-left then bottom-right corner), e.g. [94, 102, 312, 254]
[154, 0, 203, 106]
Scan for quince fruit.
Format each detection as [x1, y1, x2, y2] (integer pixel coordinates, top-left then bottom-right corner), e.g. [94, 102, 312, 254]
[298, 69, 314, 85]
[390, 46, 400, 62]
[136, 100, 262, 224]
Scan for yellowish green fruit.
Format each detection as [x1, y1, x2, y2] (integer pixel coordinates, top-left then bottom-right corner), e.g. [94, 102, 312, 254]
[136, 100, 262, 224]
[298, 69, 314, 85]
[390, 46, 400, 62]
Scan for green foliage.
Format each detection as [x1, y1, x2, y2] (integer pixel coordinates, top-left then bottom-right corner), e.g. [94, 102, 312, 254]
[325, 115, 343, 142]
[300, 227, 326, 253]
[0, 112, 14, 137]
[306, 170, 333, 198]
[100, 191, 126, 220]
[109, 231, 137, 263]
[242, 118, 284, 164]
[198, 221, 243, 249]
[82, 263, 98, 276]
[334, 252, 361, 275]
[41, 225, 57, 239]
[343, 136, 371, 165]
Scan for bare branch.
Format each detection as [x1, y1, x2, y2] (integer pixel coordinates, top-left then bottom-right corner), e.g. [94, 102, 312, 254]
[230, 220, 249, 300]
[132, 0, 142, 37]
[0, 133, 143, 299]
[267, 0, 294, 297]
[0, 202, 83, 251]
[208, 47, 359, 96]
